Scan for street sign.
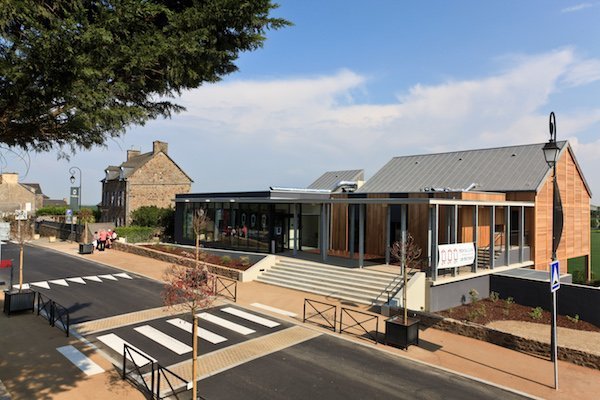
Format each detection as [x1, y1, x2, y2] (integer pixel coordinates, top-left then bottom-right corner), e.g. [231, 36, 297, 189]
[69, 187, 80, 211]
[14, 209, 28, 220]
[65, 209, 73, 224]
[550, 260, 560, 292]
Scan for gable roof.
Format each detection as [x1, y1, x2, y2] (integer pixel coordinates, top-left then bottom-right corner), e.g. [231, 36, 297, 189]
[307, 169, 364, 191]
[357, 141, 588, 194]
[103, 149, 193, 183]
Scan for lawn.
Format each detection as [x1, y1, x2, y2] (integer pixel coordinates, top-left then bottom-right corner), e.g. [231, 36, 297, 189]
[567, 229, 600, 283]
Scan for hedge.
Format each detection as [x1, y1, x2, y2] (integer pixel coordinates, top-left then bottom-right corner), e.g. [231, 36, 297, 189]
[114, 226, 155, 243]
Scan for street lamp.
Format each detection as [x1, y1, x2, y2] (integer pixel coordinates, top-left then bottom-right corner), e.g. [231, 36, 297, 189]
[543, 111, 563, 390]
[68, 167, 82, 242]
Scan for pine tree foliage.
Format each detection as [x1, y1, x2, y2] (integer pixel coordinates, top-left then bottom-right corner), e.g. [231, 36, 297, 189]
[0, 1, 289, 152]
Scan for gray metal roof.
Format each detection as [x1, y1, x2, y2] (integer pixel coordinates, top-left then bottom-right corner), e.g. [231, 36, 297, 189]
[307, 169, 364, 191]
[357, 142, 569, 194]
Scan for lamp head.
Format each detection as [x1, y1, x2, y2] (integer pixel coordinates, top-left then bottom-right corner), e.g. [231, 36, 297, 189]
[543, 112, 560, 167]
[70, 175, 76, 184]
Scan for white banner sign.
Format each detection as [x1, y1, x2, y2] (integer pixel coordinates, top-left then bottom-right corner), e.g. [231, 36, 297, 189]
[438, 242, 475, 270]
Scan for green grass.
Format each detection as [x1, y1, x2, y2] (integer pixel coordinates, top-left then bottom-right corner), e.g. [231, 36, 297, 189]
[568, 230, 600, 283]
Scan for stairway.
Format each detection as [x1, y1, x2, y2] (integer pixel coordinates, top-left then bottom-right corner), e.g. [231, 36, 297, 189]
[255, 257, 402, 306]
[477, 247, 502, 269]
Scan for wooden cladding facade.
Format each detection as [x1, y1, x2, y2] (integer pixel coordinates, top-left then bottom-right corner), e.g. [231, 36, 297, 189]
[534, 148, 591, 273]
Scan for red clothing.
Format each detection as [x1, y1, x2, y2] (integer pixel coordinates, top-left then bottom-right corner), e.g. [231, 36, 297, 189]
[99, 231, 108, 241]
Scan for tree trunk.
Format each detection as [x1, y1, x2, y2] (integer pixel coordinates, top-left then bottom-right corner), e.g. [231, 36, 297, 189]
[195, 236, 200, 267]
[19, 243, 24, 291]
[192, 314, 198, 400]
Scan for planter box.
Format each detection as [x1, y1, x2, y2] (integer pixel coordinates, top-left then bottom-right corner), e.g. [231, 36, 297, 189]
[79, 243, 94, 254]
[3, 289, 35, 316]
[48, 236, 56, 243]
[385, 316, 420, 349]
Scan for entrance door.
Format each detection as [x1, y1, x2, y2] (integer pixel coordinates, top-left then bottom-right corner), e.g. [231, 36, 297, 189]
[273, 214, 287, 253]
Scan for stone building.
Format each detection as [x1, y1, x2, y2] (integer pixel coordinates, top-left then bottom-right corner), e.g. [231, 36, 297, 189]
[100, 141, 192, 226]
[0, 173, 45, 216]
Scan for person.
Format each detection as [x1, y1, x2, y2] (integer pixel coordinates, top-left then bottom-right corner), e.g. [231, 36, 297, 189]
[98, 229, 107, 251]
[93, 231, 99, 251]
[111, 229, 118, 243]
[106, 229, 112, 249]
[242, 224, 248, 238]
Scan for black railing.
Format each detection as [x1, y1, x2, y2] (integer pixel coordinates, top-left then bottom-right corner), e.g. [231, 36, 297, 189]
[339, 307, 379, 344]
[214, 276, 237, 302]
[303, 299, 337, 332]
[122, 344, 156, 398]
[156, 364, 190, 400]
[36, 291, 70, 337]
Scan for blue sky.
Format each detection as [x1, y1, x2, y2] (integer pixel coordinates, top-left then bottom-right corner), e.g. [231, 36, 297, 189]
[6, 1, 600, 204]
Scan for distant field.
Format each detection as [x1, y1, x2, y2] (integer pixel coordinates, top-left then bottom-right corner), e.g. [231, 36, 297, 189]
[567, 230, 599, 282]
[592, 230, 600, 280]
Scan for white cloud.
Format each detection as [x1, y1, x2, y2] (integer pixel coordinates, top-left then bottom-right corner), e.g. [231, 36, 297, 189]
[561, 3, 595, 13]
[562, 59, 600, 86]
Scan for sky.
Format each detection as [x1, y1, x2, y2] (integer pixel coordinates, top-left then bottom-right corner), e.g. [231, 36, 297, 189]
[4, 0, 600, 205]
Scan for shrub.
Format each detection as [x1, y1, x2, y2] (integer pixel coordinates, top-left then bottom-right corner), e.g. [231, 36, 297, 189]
[239, 256, 250, 266]
[114, 226, 155, 243]
[529, 306, 543, 320]
[468, 288, 479, 304]
[36, 206, 67, 216]
[567, 314, 580, 324]
[505, 297, 514, 308]
[220, 255, 232, 266]
[489, 291, 500, 303]
[131, 206, 174, 228]
[77, 208, 96, 224]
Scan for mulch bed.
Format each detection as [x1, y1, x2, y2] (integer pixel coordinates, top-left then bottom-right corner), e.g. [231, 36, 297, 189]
[438, 298, 600, 333]
[142, 244, 254, 271]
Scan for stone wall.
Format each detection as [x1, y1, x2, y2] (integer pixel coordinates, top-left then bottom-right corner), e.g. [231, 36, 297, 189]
[414, 311, 600, 370]
[126, 153, 191, 223]
[112, 241, 241, 280]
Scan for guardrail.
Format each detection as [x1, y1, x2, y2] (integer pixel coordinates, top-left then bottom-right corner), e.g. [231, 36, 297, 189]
[214, 275, 237, 302]
[339, 307, 379, 345]
[156, 364, 190, 400]
[122, 344, 156, 398]
[303, 299, 337, 332]
[36, 291, 70, 337]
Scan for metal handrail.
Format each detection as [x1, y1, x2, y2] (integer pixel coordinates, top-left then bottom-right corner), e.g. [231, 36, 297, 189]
[122, 344, 156, 398]
[214, 275, 237, 302]
[156, 364, 190, 399]
[303, 299, 337, 332]
[339, 307, 379, 344]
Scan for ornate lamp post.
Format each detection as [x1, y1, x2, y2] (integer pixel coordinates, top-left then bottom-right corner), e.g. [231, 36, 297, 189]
[69, 166, 82, 241]
[542, 111, 562, 390]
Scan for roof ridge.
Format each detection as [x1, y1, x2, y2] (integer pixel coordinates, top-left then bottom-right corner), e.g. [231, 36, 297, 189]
[391, 141, 567, 159]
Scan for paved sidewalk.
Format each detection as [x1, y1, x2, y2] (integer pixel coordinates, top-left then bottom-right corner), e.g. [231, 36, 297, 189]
[2, 239, 600, 399]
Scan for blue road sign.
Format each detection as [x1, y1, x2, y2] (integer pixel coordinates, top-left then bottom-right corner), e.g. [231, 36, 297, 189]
[550, 260, 560, 293]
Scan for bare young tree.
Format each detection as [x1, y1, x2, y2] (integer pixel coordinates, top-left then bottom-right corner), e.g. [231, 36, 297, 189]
[192, 209, 210, 264]
[390, 233, 425, 324]
[8, 213, 35, 291]
[162, 263, 215, 400]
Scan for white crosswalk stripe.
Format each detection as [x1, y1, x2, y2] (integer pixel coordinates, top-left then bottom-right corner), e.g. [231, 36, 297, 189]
[221, 307, 280, 328]
[12, 283, 30, 290]
[83, 276, 102, 282]
[134, 325, 192, 355]
[98, 274, 118, 281]
[67, 277, 86, 284]
[197, 312, 255, 335]
[49, 279, 69, 287]
[97, 333, 155, 366]
[56, 345, 104, 376]
[114, 272, 133, 279]
[166, 318, 228, 344]
[30, 281, 51, 290]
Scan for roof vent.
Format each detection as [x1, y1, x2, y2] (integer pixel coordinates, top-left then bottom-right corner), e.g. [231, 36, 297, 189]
[458, 158, 463, 161]
[511, 153, 516, 157]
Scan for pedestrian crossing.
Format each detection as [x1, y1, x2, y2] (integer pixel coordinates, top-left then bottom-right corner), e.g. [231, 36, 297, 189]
[92, 306, 287, 369]
[13, 272, 133, 290]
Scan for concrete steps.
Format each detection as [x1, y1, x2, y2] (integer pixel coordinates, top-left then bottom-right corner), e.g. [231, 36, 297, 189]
[255, 257, 402, 305]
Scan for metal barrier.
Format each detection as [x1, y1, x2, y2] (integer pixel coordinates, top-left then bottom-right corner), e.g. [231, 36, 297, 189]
[122, 344, 156, 398]
[214, 275, 237, 302]
[36, 291, 70, 337]
[339, 307, 379, 344]
[303, 299, 337, 332]
[156, 364, 190, 399]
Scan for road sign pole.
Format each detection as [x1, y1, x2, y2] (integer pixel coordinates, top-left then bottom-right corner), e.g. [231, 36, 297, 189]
[552, 289, 558, 390]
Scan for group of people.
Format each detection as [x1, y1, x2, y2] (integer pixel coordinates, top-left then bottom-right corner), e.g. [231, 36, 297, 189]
[92, 229, 117, 252]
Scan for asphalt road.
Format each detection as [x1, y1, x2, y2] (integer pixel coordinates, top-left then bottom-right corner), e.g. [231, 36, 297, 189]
[1, 242, 164, 322]
[198, 334, 528, 400]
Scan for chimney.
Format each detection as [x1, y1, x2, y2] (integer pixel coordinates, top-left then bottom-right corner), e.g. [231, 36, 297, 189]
[127, 149, 141, 161]
[153, 141, 168, 155]
[0, 173, 19, 184]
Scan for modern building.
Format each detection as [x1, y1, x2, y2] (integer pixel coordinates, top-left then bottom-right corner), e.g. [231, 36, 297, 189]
[100, 141, 193, 226]
[174, 141, 591, 278]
